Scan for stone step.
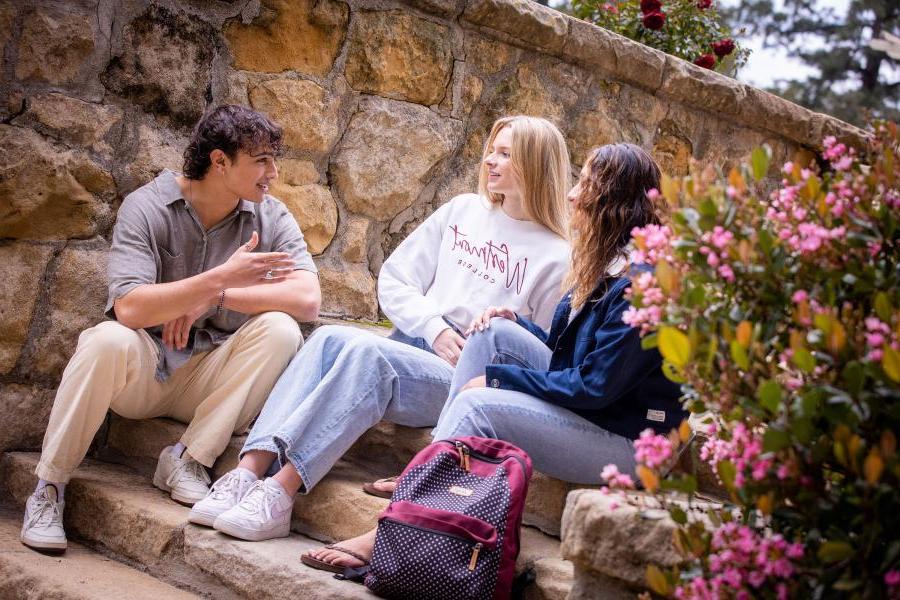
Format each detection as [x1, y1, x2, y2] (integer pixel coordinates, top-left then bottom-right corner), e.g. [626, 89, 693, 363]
[0, 506, 200, 600]
[0, 452, 572, 599]
[103, 415, 588, 537]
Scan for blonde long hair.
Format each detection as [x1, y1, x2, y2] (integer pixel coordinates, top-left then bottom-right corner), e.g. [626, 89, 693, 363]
[476, 116, 569, 239]
[564, 143, 664, 310]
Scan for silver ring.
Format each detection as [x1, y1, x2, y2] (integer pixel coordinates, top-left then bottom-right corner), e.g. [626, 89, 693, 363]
[264, 270, 275, 280]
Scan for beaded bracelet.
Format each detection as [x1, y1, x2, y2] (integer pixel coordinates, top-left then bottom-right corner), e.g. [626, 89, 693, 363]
[216, 289, 226, 314]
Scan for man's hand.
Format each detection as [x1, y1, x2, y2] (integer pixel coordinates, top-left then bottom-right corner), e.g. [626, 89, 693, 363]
[432, 328, 466, 366]
[213, 231, 295, 289]
[464, 306, 516, 336]
[461, 375, 486, 392]
[162, 301, 212, 350]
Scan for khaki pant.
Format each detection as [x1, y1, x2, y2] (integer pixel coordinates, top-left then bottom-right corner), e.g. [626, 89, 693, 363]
[36, 312, 303, 483]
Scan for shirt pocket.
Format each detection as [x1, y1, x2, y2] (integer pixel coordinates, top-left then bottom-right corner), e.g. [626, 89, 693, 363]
[157, 247, 187, 283]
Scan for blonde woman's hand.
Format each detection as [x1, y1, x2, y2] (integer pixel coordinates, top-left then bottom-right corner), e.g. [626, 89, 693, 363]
[432, 328, 466, 366]
[464, 306, 517, 336]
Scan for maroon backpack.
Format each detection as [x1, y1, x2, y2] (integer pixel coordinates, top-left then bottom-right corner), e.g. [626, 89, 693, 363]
[362, 436, 532, 599]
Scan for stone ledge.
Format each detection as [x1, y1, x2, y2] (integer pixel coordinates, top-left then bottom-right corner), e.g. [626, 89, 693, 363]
[0, 507, 200, 600]
[560, 489, 683, 590]
[0, 451, 572, 599]
[431, 0, 868, 150]
[104, 415, 590, 537]
[462, 0, 569, 54]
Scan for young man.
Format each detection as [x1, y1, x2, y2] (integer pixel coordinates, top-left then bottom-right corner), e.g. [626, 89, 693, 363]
[20, 105, 321, 552]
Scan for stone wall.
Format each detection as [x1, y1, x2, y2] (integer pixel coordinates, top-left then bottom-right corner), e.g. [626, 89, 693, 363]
[0, 0, 864, 452]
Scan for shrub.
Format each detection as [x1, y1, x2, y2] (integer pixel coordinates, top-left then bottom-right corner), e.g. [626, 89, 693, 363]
[609, 123, 900, 598]
[572, 0, 749, 75]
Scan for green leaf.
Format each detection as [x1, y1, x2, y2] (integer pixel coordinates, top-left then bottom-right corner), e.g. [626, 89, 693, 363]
[659, 326, 691, 368]
[645, 565, 671, 596]
[662, 360, 687, 383]
[756, 380, 783, 414]
[817, 541, 854, 564]
[883, 347, 900, 383]
[641, 332, 659, 350]
[669, 505, 688, 525]
[874, 292, 892, 322]
[842, 361, 865, 396]
[758, 228, 774, 255]
[763, 428, 791, 452]
[793, 349, 816, 373]
[751, 145, 771, 181]
[730, 340, 750, 370]
[717, 460, 736, 491]
[698, 198, 718, 218]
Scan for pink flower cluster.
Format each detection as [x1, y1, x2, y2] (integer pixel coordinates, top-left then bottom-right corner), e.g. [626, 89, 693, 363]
[700, 423, 772, 488]
[634, 428, 674, 469]
[600, 464, 635, 489]
[630, 223, 673, 265]
[865, 316, 898, 362]
[675, 523, 804, 600]
[698, 226, 736, 282]
[766, 179, 848, 257]
[823, 136, 854, 172]
[622, 271, 665, 333]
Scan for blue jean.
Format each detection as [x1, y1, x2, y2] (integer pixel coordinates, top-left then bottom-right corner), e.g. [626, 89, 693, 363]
[432, 318, 637, 483]
[242, 325, 453, 492]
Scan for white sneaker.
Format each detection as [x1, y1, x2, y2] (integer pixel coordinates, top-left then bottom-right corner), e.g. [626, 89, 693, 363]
[213, 478, 293, 541]
[188, 468, 258, 527]
[153, 446, 211, 505]
[21, 485, 67, 551]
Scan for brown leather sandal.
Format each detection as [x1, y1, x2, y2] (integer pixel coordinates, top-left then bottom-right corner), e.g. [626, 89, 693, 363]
[361, 476, 398, 499]
[300, 544, 370, 574]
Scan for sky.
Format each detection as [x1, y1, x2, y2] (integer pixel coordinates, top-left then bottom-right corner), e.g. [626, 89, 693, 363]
[717, 0, 851, 88]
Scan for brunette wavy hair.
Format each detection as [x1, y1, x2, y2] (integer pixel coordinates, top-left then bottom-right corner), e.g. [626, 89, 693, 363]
[564, 143, 664, 309]
[182, 105, 283, 180]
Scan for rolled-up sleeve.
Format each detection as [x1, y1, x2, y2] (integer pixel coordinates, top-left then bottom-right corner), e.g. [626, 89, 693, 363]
[105, 195, 158, 319]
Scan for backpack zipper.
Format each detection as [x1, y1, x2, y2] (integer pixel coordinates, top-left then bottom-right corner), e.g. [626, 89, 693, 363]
[468, 543, 483, 571]
[446, 440, 527, 474]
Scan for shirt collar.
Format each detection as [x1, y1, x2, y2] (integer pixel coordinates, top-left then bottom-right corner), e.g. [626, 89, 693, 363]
[158, 169, 257, 214]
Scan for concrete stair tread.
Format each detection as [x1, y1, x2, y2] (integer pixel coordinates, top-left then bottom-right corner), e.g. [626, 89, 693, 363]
[1, 452, 572, 599]
[0, 506, 200, 600]
[105, 415, 588, 536]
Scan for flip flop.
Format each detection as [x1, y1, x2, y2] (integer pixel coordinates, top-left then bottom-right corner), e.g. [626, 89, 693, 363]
[361, 476, 398, 499]
[300, 544, 370, 574]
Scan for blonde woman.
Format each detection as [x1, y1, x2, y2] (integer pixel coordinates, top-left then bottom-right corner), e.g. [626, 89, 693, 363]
[188, 116, 572, 541]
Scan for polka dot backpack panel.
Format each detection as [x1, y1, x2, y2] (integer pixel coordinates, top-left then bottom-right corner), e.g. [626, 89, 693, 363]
[364, 436, 532, 600]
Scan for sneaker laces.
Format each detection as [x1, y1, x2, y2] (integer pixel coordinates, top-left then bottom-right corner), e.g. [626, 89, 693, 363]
[168, 457, 211, 488]
[236, 480, 282, 521]
[27, 491, 62, 529]
[209, 471, 245, 501]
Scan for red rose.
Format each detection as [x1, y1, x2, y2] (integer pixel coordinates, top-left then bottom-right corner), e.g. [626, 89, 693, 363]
[640, 0, 662, 13]
[694, 54, 716, 69]
[641, 11, 666, 30]
[712, 39, 736, 57]
[697, 0, 712, 8]
[602, 2, 619, 12]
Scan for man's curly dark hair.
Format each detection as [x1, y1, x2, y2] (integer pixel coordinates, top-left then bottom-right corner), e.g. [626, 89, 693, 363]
[182, 105, 284, 180]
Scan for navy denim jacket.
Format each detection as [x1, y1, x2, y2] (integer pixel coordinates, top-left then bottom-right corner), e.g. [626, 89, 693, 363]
[483, 276, 686, 440]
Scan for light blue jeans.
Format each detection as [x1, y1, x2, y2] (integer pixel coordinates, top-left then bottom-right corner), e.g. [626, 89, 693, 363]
[433, 318, 637, 482]
[242, 325, 453, 492]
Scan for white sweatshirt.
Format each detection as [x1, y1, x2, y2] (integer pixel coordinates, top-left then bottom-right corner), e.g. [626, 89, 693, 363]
[378, 193, 571, 346]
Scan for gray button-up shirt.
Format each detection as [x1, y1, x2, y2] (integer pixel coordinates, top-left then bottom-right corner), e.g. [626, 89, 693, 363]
[105, 169, 317, 380]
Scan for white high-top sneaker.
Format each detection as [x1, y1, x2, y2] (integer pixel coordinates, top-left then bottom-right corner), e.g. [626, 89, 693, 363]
[153, 446, 211, 505]
[188, 468, 258, 527]
[21, 485, 67, 551]
[213, 478, 294, 541]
